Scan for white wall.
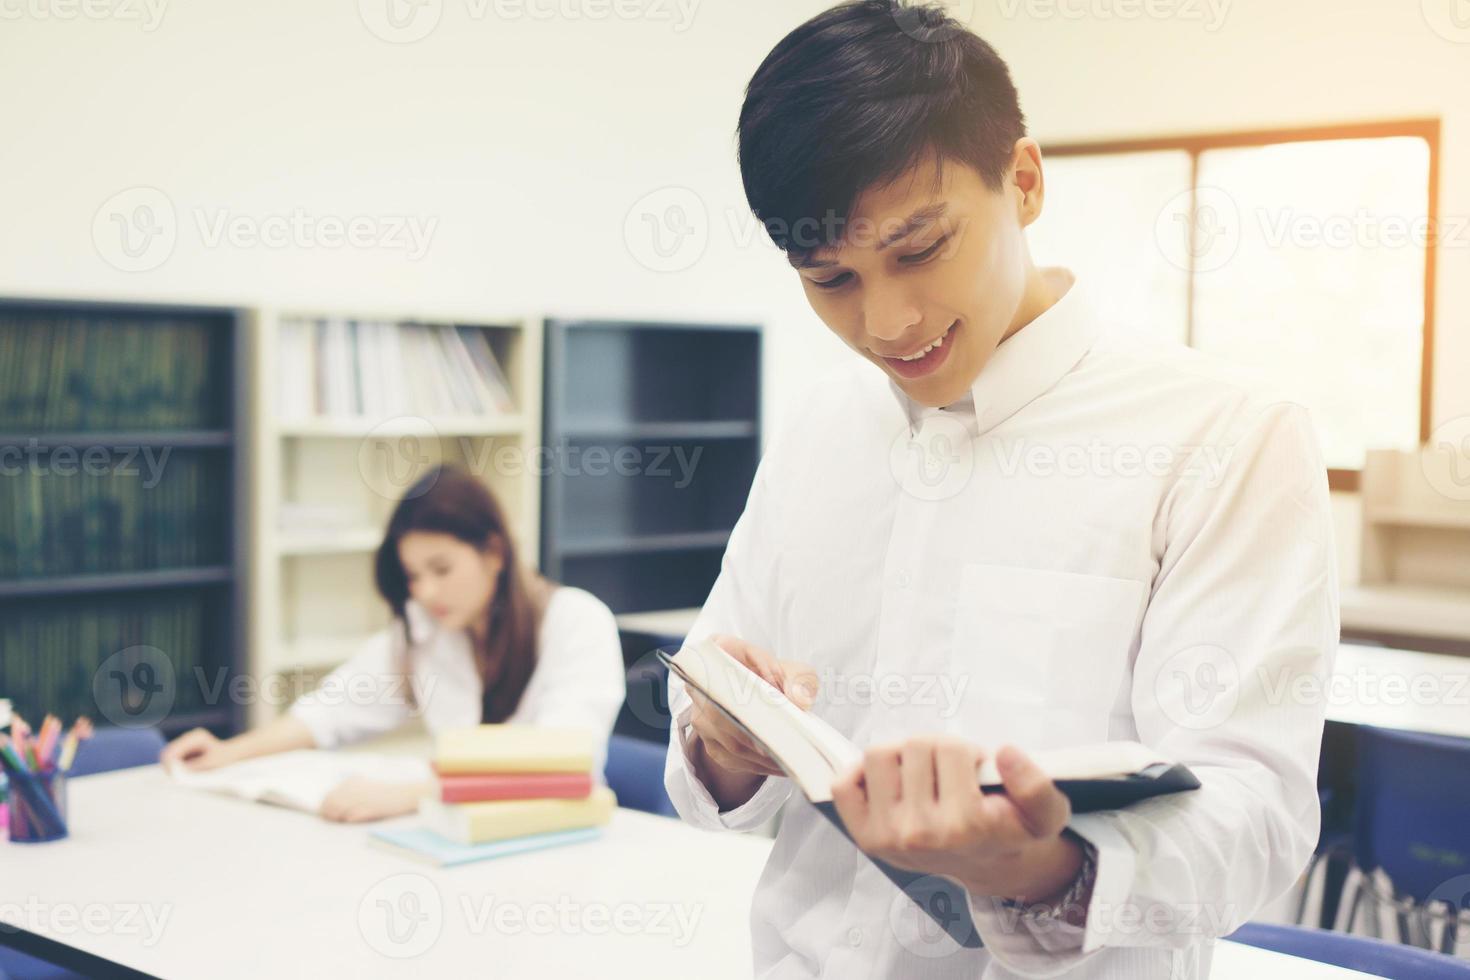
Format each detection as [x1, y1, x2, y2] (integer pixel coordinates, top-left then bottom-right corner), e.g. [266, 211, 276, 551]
[2, 0, 1463, 576]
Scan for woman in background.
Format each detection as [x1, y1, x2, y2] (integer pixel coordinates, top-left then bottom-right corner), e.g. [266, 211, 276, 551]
[161, 464, 626, 822]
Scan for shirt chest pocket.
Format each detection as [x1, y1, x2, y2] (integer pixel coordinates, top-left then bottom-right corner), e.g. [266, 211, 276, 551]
[948, 563, 1147, 750]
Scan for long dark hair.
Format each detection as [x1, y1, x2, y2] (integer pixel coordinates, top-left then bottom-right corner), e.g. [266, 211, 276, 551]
[374, 464, 552, 723]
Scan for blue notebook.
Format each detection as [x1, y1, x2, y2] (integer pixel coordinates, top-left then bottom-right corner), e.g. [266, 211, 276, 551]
[370, 825, 602, 867]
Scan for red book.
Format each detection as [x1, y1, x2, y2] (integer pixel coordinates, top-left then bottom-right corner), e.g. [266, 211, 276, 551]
[433, 770, 594, 804]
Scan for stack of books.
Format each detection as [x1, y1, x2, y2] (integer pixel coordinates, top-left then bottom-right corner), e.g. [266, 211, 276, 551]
[370, 725, 615, 867]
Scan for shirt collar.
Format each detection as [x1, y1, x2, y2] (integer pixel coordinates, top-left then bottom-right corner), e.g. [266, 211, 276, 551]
[889, 267, 1099, 438]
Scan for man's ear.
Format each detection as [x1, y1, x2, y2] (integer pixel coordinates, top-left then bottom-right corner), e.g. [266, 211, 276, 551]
[1010, 137, 1045, 228]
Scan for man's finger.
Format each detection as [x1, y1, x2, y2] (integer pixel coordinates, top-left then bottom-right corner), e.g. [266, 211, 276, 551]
[830, 762, 869, 834]
[710, 633, 784, 690]
[996, 744, 1071, 838]
[899, 738, 938, 808]
[934, 738, 985, 807]
[863, 745, 903, 805]
[781, 661, 820, 709]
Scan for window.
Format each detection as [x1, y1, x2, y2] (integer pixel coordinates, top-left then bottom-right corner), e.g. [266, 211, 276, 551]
[1030, 121, 1439, 488]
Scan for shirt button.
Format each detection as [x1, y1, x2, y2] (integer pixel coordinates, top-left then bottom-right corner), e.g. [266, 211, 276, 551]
[895, 570, 911, 589]
[847, 927, 863, 947]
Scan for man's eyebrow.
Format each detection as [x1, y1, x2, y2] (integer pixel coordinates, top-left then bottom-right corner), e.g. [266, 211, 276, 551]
[788, 202, 949, 270]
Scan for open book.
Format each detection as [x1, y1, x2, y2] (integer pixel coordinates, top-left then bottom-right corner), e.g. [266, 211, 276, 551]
[660, 639, 1200, 950]
[166, 750, 433, 815]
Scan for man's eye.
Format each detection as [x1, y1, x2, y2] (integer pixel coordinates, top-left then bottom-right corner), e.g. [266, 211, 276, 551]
[811, 272, 852, 290]
[901, 236, 950, 264]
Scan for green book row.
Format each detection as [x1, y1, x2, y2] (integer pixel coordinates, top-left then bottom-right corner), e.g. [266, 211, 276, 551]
[0, 590, 216, 726]
[0, 450, 229, 580]
[0, 314, 223, 432]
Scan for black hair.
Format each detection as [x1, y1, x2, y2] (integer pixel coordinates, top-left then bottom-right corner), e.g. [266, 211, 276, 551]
[737, 1, 1027, 263]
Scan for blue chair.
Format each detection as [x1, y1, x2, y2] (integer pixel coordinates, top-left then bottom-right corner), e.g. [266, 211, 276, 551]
[1228, 922, 1470, 979]
[1348, 726, 1470, 951]
[603, 733, 677, 817]
[66, 726, 165, 778]
[1, 727, 164, 979]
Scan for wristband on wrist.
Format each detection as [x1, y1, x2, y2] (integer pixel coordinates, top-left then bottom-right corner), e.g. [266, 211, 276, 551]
[1000, 833, 1097, 922]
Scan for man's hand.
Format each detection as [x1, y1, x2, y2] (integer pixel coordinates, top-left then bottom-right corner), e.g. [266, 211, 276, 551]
[831, 736, 1086, 911]
[687, 634, 818, 809]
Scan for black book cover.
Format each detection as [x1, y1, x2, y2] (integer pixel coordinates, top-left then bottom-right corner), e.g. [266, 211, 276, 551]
[659, 649, 1201, 952]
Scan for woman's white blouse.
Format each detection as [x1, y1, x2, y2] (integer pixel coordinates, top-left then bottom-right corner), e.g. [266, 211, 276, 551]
[289, 586, 626, 772]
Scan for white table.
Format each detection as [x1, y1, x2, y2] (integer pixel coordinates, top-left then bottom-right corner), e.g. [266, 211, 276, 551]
[1329, 642, 1470, 738]
[2, 768, 1381, 979]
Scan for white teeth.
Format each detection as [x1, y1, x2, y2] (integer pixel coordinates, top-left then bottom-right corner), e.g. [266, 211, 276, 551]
[898, 329, 947, 361]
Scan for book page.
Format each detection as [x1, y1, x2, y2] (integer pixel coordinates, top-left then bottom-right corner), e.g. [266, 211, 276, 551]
[167, 750, 432, 814]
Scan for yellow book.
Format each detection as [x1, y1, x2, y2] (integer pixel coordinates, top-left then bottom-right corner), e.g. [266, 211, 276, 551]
[419, 786, 617, 845]
[434, 724, 595, 775]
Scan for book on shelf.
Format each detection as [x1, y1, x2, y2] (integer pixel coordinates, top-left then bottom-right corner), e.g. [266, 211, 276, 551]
[278, 318, 515, 422]
[0, 312, 218, 432]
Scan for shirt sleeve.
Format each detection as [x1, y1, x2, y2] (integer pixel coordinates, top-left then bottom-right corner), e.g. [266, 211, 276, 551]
[518, 588, 628, 777]
[664, 437, 796, 833]
[288, 627, 413, 750]
[968, 400, 1340, 975]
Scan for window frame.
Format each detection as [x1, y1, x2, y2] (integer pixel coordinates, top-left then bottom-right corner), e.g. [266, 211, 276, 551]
[1043, 118, 1441, 492]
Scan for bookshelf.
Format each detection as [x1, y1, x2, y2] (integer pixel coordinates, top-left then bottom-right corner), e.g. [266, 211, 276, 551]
[1343, 447, 1470, 650]
[249, 308, 543, 726]
[0, 297, 250, 736]
[540, 319, 761, 619]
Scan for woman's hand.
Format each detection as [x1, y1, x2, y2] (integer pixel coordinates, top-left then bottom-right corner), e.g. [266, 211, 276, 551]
[320, 776, 430, 823]
[161, 727, 238, 772]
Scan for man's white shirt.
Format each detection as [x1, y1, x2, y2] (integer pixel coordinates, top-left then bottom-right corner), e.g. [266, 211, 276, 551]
[664, 268, 1340, 979]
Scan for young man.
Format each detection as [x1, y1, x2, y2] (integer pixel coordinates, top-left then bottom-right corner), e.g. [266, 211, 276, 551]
[664, 2, 1338, 977]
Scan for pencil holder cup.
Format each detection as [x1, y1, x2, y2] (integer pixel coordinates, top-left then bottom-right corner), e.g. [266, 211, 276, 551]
[7, 769, 68, 843]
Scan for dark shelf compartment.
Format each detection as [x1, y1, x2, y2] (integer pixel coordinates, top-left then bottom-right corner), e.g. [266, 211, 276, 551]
[562, 548, 728, 614]
[559, 419, 757, 440]
[0, 430, 234, 449]
[0, 297, 250, 735]
[556, 435, 757, 543]
[0, 566, 234, 599]
[558, 529, 732, 557]
[552, 320, 760, 426]
[541, 319, 761, 615]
